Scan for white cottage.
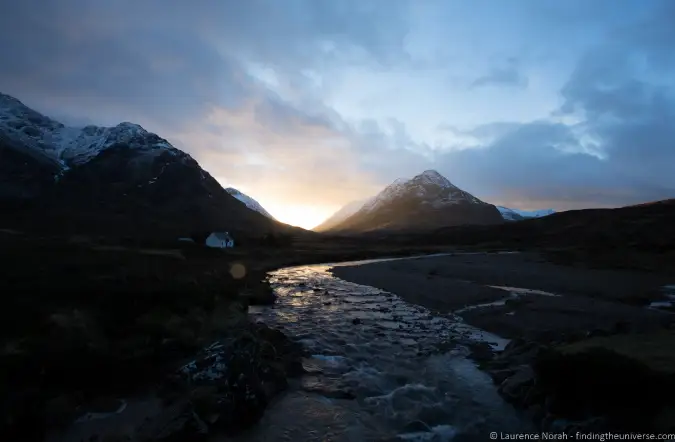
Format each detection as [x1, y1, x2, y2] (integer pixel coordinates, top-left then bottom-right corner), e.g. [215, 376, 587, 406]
[205, 232, 235, 248]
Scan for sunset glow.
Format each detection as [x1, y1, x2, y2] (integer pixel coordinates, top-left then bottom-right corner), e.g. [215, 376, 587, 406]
[259, 201, 337, 230]
[2, 0, 673, 218]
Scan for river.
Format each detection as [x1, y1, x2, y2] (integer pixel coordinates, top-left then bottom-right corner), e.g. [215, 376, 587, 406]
[230, 256, 534, 442]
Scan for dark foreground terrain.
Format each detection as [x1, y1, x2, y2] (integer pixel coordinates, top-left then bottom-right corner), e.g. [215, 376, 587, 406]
[3, 197, 675, 439]
[0, 229, 451, 441]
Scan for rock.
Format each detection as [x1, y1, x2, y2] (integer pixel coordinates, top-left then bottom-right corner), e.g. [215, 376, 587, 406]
[534, 330, 675, 431]
[499, 365, 535, 404]
[466, 342, 494, 366]
[494, 340, 544, 366]
[487, 368, 515, 385]
[165, 323, 304, 434]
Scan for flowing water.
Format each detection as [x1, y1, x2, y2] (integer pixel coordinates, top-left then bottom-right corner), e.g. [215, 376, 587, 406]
[230, 257, 534, 442]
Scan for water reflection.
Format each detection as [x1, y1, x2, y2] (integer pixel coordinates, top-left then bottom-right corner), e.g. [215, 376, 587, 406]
[231, 260, 531, 442]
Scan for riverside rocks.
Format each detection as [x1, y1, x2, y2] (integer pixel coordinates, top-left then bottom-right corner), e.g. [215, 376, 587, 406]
[484, 330, 675, 433]
[140, 322, 306, 440]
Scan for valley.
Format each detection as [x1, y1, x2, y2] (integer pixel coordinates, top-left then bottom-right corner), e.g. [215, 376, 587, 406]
[1, 91, 675, 440]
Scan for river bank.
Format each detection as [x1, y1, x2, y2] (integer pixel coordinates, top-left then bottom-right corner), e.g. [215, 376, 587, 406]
[330, 252, 675, 432]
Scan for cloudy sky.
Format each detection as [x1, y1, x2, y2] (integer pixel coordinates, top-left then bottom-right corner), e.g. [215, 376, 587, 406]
[1, 0, 674, 229]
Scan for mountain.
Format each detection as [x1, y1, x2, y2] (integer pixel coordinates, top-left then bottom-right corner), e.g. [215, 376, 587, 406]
[313, 199, 370, 231]
[0, 92, 296, 239]
[497, 206, 556, 221]
[324, 170, 504, 232]
[225, 188, 275, 220]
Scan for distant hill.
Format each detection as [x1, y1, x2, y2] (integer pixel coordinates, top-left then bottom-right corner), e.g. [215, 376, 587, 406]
[427, 198, 675, 255]
[323, 170, 504, 233]
[497, 206, 556, 221]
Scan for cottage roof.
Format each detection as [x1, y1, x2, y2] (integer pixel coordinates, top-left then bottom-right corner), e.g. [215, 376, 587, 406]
[209, 232, 233, 241]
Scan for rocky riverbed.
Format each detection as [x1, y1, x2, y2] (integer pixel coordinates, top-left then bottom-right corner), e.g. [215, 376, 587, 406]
[330, 252, 675, 434]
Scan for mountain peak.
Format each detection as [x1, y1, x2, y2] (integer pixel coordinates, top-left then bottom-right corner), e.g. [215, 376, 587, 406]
[325, 169, 502, 232]
[413, 170, 453, 188]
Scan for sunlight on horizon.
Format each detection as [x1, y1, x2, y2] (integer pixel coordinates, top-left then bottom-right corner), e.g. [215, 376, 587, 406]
[263, 202, 335, 230]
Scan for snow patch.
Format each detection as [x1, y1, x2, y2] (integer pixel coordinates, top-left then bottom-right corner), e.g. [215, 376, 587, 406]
[497, 206, 556, 221]
[0, 93, 182, 169]
[360, 170, 484, 215]
[226, 187, 276, 219]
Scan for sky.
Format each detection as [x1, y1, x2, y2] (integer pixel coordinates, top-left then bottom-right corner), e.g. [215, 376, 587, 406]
[1, 0, 674, 229]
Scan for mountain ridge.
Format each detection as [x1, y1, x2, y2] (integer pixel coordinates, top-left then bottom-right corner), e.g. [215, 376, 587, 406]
[496, 206, 556, 221]
[324, 170, 504, 232]
[0, 92, 297, 239]
[313, 199, 370, 231]
[225, 188, 275, 220]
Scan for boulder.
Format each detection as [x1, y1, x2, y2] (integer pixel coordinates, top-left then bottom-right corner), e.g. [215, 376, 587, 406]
[163, 323, 304, 435]
[499, 365, 535, 404]
[533, 330, 675, 431]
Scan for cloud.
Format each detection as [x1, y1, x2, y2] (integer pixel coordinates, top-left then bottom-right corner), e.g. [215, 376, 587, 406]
[435, 2, 675, 210]
[0, 0, 673, 223]
[470, 58, 528, 89]
[435, 121, 670, 210]
[0, 0, 411, 126]
[0, 0, 420, 224]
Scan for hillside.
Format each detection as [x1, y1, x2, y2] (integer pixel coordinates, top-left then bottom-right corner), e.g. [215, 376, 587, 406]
[0, 92, 298, 239]
[313, 199, 370, 231]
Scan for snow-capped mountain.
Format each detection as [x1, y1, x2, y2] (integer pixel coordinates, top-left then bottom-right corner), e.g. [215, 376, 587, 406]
[497, 206, 556, 221]
[0, 92, 294, 238]
[325, 170, 504, 232]
[0, 93, 181, 170]
[313, 198, 371, 232]
[225, 188, 275, 220]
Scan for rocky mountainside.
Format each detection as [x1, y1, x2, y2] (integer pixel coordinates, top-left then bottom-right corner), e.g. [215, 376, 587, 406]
[0, 92, 295, 239]
[497, 206, 556, 221]
[225, 187, 275, 220]
[325, 170, 504, 232]
[313, 198, 370, 231]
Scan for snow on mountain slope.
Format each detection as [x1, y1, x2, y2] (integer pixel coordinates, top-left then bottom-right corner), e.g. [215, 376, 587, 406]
[225, 188, 275, 220]
[327, 170, 504, 232]
[497, 206, 556, 221]
[313, 198, 371, 231]
[360, 170, 484, 215]
[1, 91, 294, 238]
[0, 93, 180, 168]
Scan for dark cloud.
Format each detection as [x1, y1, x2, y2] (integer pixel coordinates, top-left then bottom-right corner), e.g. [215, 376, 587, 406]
[470, 59, 528, 89]
[435, 4, 675, 209]
[436, 121, 662, 209]
[0, 0, 411, 130]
